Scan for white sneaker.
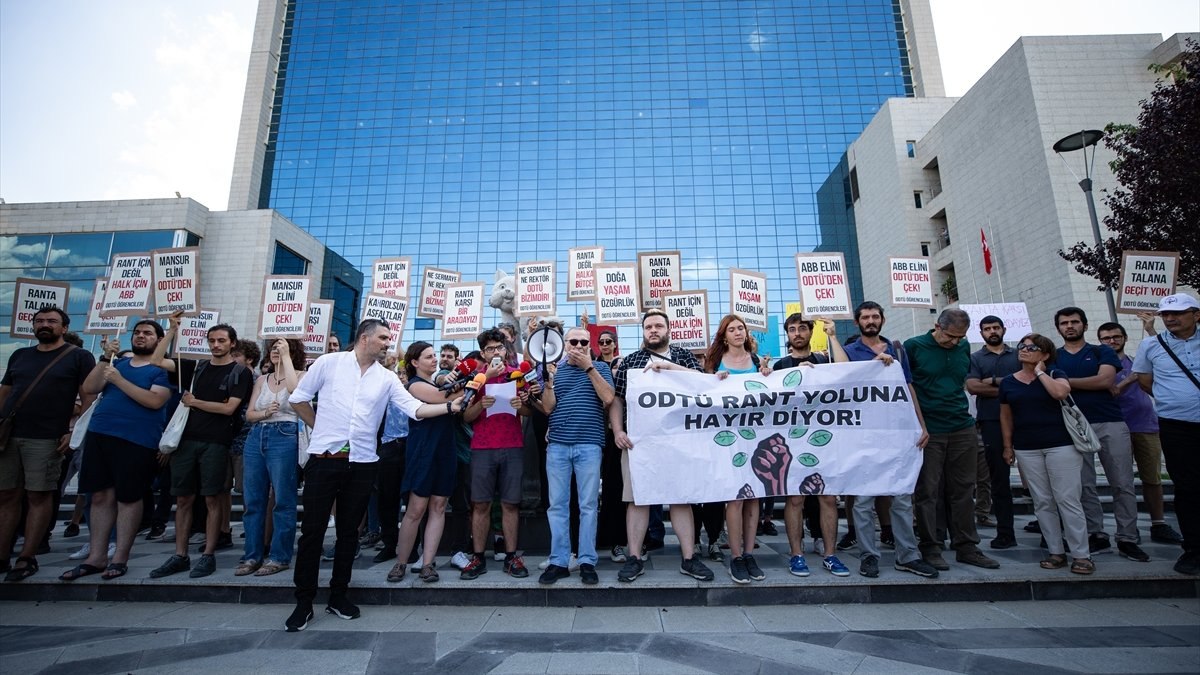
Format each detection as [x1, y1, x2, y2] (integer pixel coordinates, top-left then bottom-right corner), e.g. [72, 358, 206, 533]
[106, 543, 117, 559]
[537, 558, 550, 570]
[68, 543, 91, 560]
[189, 532, 205, 545]
[450, 551, 471, 570]
[610, 545, 627, 562]
[568, 554, 580, 572]
[812, 538, 824, 554]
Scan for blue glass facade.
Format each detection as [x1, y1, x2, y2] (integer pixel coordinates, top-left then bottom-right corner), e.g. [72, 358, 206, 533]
[260, 0, 913, 350]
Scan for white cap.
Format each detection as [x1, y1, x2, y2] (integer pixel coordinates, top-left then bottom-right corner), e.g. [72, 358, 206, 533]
[1157, 293, 1200, 313]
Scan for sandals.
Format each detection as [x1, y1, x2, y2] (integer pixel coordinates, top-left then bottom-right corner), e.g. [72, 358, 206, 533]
[59, 562, 102, 581]
[253, 560, 289, 577]
[386, 560, 407, 583]
[102, 563, 128, 580]
[1070, 558, 1095, 575]
[1039, 555, 1068, 570]
[234, 560, 262, 577]
[419, 563, 439, 583]
[5, 556, 38, 582]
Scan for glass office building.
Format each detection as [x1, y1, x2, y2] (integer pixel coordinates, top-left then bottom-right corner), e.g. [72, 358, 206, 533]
[237, 0, 940, 349]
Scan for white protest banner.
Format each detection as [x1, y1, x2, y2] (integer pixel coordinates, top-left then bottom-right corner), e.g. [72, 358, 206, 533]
[259, 275, 311, 339]
[662, 290, 709, 352]
[567, 246, 604, 301]
[417, 266, 460, 318]
[151, 247, 201, 317]
[442, 282, 486, 339]
[303, 300, 334, 359]
[795, 252, 852, 319]
[362, 293, 408, 355]
[1117, 250, 1179, 314]
[626, 361, 922, 505]
[888, 256, 934, 308]
[84, 279, 126, 335]
[371, 257, 412, 298]
[175, 309, 220, 358]
[9, 278, 71, 339]
[101, 253, 153, 317]
[960, 302, 1032, 345]
[638, 250, 682, 310]
[515, 260, 556, 317]
[593, 262, 641, 325]
[730, 268, 769, 331]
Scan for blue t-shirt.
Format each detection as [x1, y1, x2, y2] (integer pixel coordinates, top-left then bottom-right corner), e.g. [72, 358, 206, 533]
[843, 336, 913, 383]
[88, 358, 172, 450]
[998, 370, 1073, 450]
[548, 362, 613, 447]
[1054, 343, 1123, 423]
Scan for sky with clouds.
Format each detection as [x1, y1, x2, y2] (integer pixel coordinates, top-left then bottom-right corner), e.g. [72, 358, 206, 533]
[1, 0, 1195, 212]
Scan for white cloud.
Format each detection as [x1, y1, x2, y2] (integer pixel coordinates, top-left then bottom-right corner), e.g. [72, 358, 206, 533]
[110, 90, 137, 110]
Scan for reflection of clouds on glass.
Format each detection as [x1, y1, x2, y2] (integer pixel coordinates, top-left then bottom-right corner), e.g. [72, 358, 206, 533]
[48, 248, 108, 267]
[682, 257, 721, 283]
[1, 240, 48, 269]
[748, 27, 768, 53]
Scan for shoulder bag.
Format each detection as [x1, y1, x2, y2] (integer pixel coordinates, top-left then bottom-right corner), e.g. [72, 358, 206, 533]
[1060, 393, 1101, 454]
[0, 345, 78, 451]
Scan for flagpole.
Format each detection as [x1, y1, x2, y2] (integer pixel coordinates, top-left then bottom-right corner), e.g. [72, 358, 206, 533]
[989, 219, 1005, 302]
[962, 232, 980, 303]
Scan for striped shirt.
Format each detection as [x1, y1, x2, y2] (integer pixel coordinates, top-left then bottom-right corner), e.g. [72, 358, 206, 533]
[547, 361, 614, 446]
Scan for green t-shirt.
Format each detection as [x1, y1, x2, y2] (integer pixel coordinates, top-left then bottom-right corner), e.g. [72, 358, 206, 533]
[903, 330, 975, 434]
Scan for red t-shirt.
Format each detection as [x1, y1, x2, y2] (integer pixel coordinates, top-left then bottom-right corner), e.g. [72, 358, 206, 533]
[470, 367, 524, 450]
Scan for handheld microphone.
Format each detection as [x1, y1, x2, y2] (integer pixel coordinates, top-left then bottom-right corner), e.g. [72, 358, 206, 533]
[460, 373, 487, 407]
[508, 360, 535, 389]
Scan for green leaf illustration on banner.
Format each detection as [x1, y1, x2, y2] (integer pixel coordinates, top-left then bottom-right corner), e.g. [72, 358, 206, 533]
[714, 430, 738, 446]
[783, 370, 803, 387]
[789, 426, 808, 439]
[808, 430, 833, 447]
[744, 380, 767, 391]
[738, 428, 756, 440]
[797, 453, 820, 467]
[732, 452, 748, 467]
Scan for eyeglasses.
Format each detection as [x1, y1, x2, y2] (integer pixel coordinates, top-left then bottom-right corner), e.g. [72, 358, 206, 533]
[1098, 335, 1124, 342]
[598, 339, 614, 345]
[567, 339, 590, 347]
[1018, 344, 1042, 352]
[483, 345, 505, 353]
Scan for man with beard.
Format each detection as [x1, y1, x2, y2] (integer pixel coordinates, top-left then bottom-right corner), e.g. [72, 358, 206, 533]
[1054, 307, 1148, 562]
[0, 306, 96, 581]
[284, 319, 466, 632]
[843, 302, 937, 578]
[610, 309, 714, 583]
[59, 320, 172, 581]
[774, 313, 851, 577]
[965, 316, 1021, 549]
[148, 320, 252, 579]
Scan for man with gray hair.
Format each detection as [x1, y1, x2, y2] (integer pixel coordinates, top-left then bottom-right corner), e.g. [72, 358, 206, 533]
[904, 309, 1000, 571]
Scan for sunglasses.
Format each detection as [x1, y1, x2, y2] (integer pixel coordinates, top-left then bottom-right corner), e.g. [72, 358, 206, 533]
[598, 339, 614, 345]
[568, 339, 590, 347]
[1018, 344, 1042, 352]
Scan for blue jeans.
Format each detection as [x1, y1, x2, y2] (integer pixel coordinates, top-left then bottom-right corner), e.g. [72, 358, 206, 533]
[241, 422, 299, 564]
[546, 442, 601, 567]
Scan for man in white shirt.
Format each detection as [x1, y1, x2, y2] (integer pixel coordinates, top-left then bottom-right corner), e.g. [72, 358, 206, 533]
[284, 319, 466, 632]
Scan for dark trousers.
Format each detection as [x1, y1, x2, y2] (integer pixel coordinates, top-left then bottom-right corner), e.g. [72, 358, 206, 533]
[1160, 418, 1199, 557]
[915, 426, 982, 553]
[293, 457, 376, 605]
[596, 431, 626, 548]
[979, 420, 1015, 538]
[375, 439, 406, 551]
[692, 502, 724, 544]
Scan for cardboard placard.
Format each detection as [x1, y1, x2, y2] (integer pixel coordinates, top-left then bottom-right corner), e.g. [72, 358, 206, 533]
[417, 266, 460, 318]
[1116, 250, 1180, 314]
[303, 300, 334, 359]
[9, 277, 71, 339]
[515, 260, 556, 317]
[638, 250, 682, 310]
[442, 282, 486, 339]
[84, 279, 127, 335]
[259, 275, 311, 339]
[795, 252, 852, 319]
[662, 290, 709, 352]
[960, 303, 1032, 345]
[888, 257, 934, 308]
[176, 309, 221, 359]
[362, 293, 408, 355]
[593, 262, 641, 325]
[371, 257, 412, 298]
[101, 253, 154, 317]
[150, 247, 201, 317]
[729, 268, 769, 331]
[567, 246, 605, 301]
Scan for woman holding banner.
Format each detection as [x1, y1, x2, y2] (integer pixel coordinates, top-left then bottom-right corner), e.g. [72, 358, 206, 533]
[236, 338, 306, 578]
[999, 333, 1093, 575]
[389, 342, 462, 583]
[704, 314, 772, 584]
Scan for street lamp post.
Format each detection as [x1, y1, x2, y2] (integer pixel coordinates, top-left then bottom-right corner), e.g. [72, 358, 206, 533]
[1053, 129, 1118, 322]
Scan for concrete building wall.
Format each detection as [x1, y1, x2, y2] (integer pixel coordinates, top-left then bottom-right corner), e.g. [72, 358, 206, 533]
[900, 0, 945, 97]
[227, 0, 287, 211]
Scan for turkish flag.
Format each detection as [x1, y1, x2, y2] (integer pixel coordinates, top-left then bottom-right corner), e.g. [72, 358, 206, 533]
[981, 228, 993, 275]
